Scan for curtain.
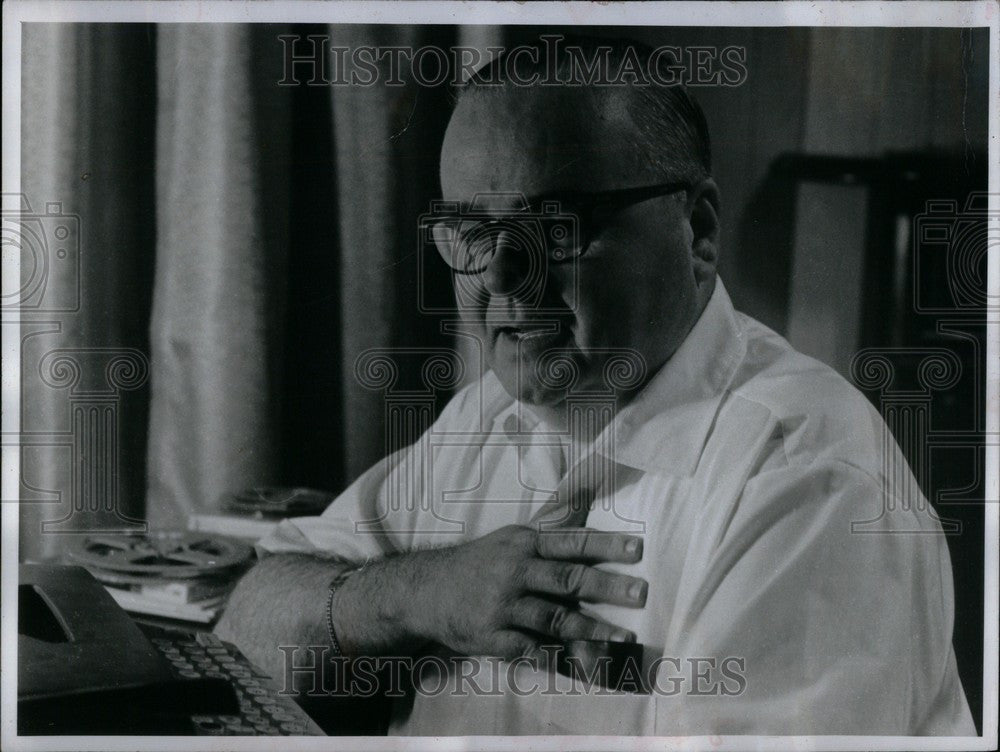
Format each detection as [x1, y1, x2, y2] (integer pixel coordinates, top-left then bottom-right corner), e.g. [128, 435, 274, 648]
[19, 23, 157, 561]
[146, 24, 293, 529]
[147, 23, 459, 528]
[18, 23, 462, 554]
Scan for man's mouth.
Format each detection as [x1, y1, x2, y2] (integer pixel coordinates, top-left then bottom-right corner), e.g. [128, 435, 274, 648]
[492, 323, 569, 349]
[496, 325, 547, 340]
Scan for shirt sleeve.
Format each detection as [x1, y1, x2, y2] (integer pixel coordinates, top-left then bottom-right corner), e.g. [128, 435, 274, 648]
[654, 459, 976, 736]
[253, 443, 413, 562]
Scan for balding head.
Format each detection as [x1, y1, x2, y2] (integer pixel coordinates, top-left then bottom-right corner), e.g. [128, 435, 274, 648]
[442, 85, 657, 201]
[453, 35, 712, 186]
[436, 38, 721, 409]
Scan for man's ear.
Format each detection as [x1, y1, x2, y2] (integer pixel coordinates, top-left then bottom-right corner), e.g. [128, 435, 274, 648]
[686, 178, 720, 292]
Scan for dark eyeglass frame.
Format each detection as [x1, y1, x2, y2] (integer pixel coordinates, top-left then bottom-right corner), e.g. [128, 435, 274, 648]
[429, 180, 693, 275]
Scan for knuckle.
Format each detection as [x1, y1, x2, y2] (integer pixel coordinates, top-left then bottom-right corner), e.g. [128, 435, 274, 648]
[498, 523, 523, 541]
[547, 606, 571, 635]
[577, 528, 593, 555]
[507, 524, 537, 551]
[586, 621, 611, 640]
[491, 596, 512, 625]
[556, 562, 587, 596]
[601, 572, 628, 601]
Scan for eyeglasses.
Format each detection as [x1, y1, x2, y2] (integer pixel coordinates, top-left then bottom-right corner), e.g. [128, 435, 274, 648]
[423, 181, 692, 275]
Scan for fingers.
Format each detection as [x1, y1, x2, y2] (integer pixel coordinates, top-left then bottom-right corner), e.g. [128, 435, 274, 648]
[508, 596, 635, 643]
[519, 558, 648, 607]
[492, 630, 540, 661]
[534, 528, 643, 564]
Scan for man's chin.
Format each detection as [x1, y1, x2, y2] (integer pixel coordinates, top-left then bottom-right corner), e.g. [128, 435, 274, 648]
[492, 365, 567, 409]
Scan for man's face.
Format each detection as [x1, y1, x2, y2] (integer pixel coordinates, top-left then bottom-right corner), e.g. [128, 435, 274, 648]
[439, 86, 706, 407]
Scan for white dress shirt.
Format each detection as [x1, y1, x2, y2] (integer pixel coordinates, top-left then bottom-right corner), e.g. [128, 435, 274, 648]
[258, 280, 975, 736]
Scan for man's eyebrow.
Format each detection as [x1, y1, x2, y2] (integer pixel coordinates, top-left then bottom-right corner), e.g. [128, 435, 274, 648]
[447, 190, 600, 216]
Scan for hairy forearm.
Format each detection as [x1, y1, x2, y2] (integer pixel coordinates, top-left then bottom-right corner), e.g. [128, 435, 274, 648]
[215, 551, 438, 681]
[215, 554, 340, 680]
[330, 547, 443, 658]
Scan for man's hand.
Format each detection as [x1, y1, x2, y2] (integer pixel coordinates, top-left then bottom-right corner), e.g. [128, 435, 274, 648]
[404, 525, 647, 659]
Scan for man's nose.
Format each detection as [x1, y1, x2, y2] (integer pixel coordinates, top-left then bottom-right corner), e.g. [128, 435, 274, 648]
[480, 229, 534, 297]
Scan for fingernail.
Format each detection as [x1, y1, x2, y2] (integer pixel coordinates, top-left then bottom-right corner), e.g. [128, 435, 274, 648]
[625, 538, 641, 556]
[629, 581, 647, 603]
[611, 630, 633, 643]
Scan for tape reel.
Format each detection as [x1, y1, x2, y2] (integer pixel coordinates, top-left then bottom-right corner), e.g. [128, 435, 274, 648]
[67, 531, 253, 579]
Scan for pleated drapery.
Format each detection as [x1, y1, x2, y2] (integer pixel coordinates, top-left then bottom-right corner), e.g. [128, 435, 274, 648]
[146, 25, 293, 529]
[19, 24, 157, 560]
[146, 24, 457, 527]
[18, 23, 458, 553]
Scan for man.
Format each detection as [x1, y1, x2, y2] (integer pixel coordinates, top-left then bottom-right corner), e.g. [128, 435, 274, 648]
[217, 37, 974, 735]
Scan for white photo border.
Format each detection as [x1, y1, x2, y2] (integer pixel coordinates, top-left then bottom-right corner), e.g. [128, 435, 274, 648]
[2, 2, 996, 751]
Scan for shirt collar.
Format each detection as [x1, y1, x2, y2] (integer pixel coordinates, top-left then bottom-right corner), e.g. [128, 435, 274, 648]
[605, 279, 747, 477]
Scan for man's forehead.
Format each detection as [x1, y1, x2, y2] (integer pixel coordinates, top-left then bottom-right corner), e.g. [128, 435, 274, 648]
[439, 85, 655, 201]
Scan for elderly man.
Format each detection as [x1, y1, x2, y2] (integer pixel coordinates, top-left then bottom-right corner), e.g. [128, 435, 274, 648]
[217, 37, 974, 735]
